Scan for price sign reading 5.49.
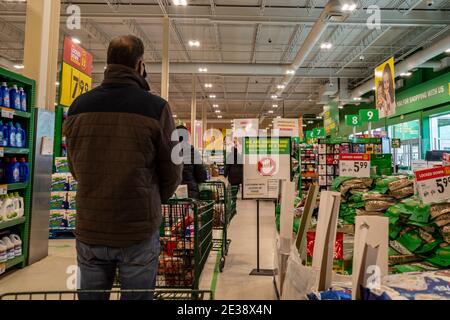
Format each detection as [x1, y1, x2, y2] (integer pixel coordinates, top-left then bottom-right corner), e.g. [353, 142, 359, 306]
[415, 166, 450, 204]
[59, 62, 92, 107]
[339, 153, 371, 178]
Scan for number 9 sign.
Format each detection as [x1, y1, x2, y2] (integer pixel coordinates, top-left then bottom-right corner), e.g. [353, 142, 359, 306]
[359, 109, 379, 122]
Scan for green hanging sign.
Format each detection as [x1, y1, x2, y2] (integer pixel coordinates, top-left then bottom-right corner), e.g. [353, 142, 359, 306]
[306, 131, 315, 139]
[313, 127, 326, 138]
[359, 109, 379, 122]
[346, 115, 362, 126]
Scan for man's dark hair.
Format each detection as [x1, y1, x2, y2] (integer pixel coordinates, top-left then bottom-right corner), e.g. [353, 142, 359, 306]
[107, 35, 145, 69]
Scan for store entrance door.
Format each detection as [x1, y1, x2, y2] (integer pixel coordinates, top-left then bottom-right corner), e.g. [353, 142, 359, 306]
[394, 139, 420, 170]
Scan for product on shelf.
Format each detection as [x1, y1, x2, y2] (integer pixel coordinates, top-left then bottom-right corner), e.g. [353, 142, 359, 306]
[9, 85, 20, 110]
[19, 87, 26, 112]
[0, 193, 24, 222]
[0, 82, 10, 108]
[0, 121, 26, 148]
[55, 157, 70, 173]
[5, 157, 20, 183]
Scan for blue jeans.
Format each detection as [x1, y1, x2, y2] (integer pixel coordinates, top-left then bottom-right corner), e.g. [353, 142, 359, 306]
[76, 231, 160, 300]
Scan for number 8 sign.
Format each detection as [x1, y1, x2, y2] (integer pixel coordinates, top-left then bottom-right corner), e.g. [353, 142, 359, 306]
[345, 115, 361, 126]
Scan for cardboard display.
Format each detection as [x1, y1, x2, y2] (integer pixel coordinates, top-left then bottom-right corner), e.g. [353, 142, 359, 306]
[352, 216, 389, 300]
[311, 191, 342, 291]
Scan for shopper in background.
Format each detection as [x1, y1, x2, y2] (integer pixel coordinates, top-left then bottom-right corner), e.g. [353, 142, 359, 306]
[63, 35, 182, 300]
[224, 138, 243, 197]
[176, 125, 208, 199]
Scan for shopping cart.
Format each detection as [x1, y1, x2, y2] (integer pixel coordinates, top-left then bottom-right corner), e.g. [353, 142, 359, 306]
[199, 181, 231, 272]
[0, 289, 214, 300]
[158, 199, 214, 293]
[227, 185, 239, 222]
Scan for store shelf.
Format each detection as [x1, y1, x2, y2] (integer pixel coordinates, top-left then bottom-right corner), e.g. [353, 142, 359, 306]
[0, 217, 25, 231]
[0, 107, 31, 119]
[7, 182, 29, 191]
[5, 255, 24, 270]
[2, 147, 29, 155]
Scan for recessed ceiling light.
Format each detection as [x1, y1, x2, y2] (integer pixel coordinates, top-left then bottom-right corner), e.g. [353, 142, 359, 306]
[316, 116, 323, 119]
[271, 95, 278, 99]
[71, 37, 81, 44]
[272, 104, 278, 108]
[172, 0, 187, 5]
[215, 110, 221, 113]
[276, 116, 281, 119]
[338, 106, 344, 109]
[213, 104, 219, 108]
[308, 121, 313, 124]
[342, 3, 357, 11]
[188, 40, 200, 47]
[353, 97, 362, 101]
[55, 81, 60, 86]
[217, 115, 223, 119]
[400, 72, 412, 77]
[173, 115, 178, 118]
[277, 84, 286, 89]
[209, 94, 216, 99]
[286, 70, 295, 75]
[269, 124, 273, 127]
[13, 64, 24, 69]
[446, 48, 450, 53]
[320, 42, 332, 50]
[372, 86, 376, 90]
[204, 83, 213, 88]
[268, 110, 274, 114]
[198, 67, 208, 73]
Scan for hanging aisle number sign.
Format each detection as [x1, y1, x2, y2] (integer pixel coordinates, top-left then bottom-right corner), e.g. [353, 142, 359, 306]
[346, 115, 361, 126]
[339, 154, 371, 178]
[415, 166, 450, 204]
[359, 109, 379, 122]
[59, 37, 93, 107]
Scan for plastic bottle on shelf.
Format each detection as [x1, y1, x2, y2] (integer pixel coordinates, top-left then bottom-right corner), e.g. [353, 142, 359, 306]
[2, 194, 16, 220]
[19, 87, 26, 112]
[19, 158, 29, 183]
[9, 85, 20, 110]
[0, 121, 8, 147]
[6, 157, 20, 184]
[8, 122, 16, 147]
[0, 82, 9, 108]
[1, 236, 15, 260]
[15, 123, 25, 148]
[13, 192, 24, 218]
[9, 234, 22, 257]
[0, 239, 7, 263]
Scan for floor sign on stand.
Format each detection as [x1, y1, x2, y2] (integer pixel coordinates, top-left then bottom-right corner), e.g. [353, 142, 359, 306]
[243, 136, 291, 276]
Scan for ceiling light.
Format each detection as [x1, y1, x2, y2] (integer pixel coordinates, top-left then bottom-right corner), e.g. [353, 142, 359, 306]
[71, 37, 81, 44]
[338, 106, 344, 109]
[55, 81, 60, 86]
[188, 40, 200, 47]
[400, 72, 412, 77]
[353, 97, 362, 101]
[13, 64, 24, 69]
[446, 48, 450, 53]
[204, 83, 213, 88]
[217, 115, 223, 119]
[302, 124, 307, 127]
[276, 116, 281, 119]
[320, 42, 332, 50]
[172, 0, 187, 5]
[173, 115, 178, 118]
[230, 120, 234, 123]
[198, 67, 208, 73]
[277, 84, 286, 89]
[268, 110, 274, 114]
[309, 98, 312, 102]
[286, 69, 295, 75]
[215, 110, 221, 113]
[213, 104, 219, 108]
[342, 3, 356, 11]
[209, 94, 216, 99]
[271, 95, 278, 99]
[269, 124, 273, 127]
[372, 86, 376, 90]
[308, 121, 314, 124]
[316, 116, 323, 119]
[272, 104, 278, 108]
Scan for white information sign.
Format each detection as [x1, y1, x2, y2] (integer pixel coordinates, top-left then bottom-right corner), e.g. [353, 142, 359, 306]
[243, 137, 291, 199]
[272, 118, 299, 137]
[233, 119, 259, 138]
[339, 154, 371, 178]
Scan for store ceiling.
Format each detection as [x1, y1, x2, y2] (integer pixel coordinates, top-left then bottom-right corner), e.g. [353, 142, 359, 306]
[0, 0, 449, 127]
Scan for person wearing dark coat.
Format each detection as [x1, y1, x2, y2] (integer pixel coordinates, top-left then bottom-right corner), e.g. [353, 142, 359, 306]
[224, 144, 243, 188]
[177, 125, 208, 199]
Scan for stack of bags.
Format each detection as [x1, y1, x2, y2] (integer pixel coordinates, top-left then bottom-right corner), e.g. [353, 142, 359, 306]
[333, 175, 450, 271]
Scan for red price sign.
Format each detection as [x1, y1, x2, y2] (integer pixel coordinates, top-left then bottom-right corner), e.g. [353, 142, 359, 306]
[415, 166, 450, 203]
[339, 154, 371, 178]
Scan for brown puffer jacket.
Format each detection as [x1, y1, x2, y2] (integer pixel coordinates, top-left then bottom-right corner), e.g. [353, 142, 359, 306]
[63, 64, 182, 247]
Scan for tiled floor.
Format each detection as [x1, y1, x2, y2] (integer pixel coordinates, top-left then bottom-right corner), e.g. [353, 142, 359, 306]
[0, 199, 277, 300]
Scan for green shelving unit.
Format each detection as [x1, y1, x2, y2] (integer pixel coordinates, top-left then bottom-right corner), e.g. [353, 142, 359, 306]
[0, 217, 26, 231]
[0, 66, 36, 273]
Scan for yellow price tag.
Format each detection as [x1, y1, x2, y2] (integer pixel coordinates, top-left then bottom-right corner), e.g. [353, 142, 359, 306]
[59, 62, 92, 107]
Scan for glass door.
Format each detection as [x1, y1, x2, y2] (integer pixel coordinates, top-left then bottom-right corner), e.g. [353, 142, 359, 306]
[388, 120, 421, 170]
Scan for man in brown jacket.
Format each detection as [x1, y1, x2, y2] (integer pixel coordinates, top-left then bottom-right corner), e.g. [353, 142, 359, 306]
[64, 35, 182, 300]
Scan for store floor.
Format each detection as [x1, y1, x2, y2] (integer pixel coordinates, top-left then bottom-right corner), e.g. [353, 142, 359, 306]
[0, 199, 276, 300]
